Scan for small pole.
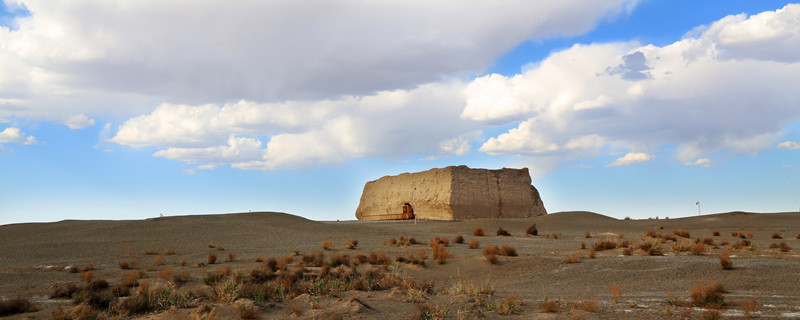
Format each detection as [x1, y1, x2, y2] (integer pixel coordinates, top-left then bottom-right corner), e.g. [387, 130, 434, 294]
[414, 185, 417, 225]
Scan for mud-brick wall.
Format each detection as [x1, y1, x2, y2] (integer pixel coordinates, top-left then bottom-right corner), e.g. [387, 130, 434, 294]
[449, 166, 545, 219]
[355, 167, 454, 220]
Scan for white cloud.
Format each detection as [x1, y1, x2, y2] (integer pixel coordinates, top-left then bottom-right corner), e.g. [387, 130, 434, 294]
[0, 127, 41, 145]
[606, 152, 655, 167]
[778, 140, 800, 150]
[684, 158, 712, 167]
[64, 114, 95, 129]
[153, 136, 264, 163]
[465, 4, 800, 167]
[0, 0, 638, 126]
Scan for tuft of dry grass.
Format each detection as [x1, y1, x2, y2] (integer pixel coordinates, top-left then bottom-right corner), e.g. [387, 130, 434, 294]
[746, 232, 754, 239]
[571, 300, 598, 312]
[610, 284, 621, 303]
[526, 224, 538, 236]
[496, 227, 511, 236]
[468, 239, 480, 249]
[673, 229, 691, 238]
[154, 255, 165, 265]
[144, 249, 156, 255]
[588, 249, 596, 259]
[772, 232, 783, 239]
[453, 235, 464, 244]
[552, 233, 559, 239]
[713, 230, 720, 236]
[564, 252, 581, 264]
[622, 248, 632, 256]
[164, 249, 176, 255]
[157, 268, 173, 280]
[500, 245, 517, 257]
[592, 238, 618, 251]
[119, 260, 130, 270]
[346, 239, 359, 249]
[226, 252, 236, 262]
[473, 227, 485, 236]
[254, 256, 265, 262]
[690, 243, 706, 255]
[719, 254, 733, 270]
[540, 299, 559, 313]
[580, 242, 586, 249]
[207, 253, 217, 265]
[495, 295, 523, 315]
[689, 281, 725, 307]
[701, 310, 721, 320]
[485, 253, 498, 265]
[321, 240, 334, 250]
[779, 242, 791, 252]
[237, 302, 262, 319]
[0, 297, 37, 316]
[584, 231, 592, 238]
[796, 233, 800, 240]
[483, 245, 500, 256]
[742, 299, 761, 314]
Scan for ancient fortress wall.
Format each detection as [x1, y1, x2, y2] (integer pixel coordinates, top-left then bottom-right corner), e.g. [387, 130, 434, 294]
[355, 166, 547, 220]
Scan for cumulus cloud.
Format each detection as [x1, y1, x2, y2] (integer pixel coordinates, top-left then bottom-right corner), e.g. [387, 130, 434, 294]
[0, 0, 638, 127]
[0, 127, 41, 145]
[606, 152, 655, 167]
[778, 140, 800, 150]
[465, 4, 800, 167]
[63, 114, 94, 129]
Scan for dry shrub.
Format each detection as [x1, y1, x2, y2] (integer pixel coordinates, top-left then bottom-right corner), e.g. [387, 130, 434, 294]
[207, 253, 217, 264]
[571, 300, 598, 312]
[164, 249, 176, 255]
[208, 243, 215, 248]
[700, 237, 715, 245]
[622, 248, 632, 256]
[564, 252, 581, 264]
[731, 231, 739, 237]
[713, 230, 720, 236]
[638, 237, 661, 253]
[610, 284, 621, 303]
[432, 243, 449, 264]
[671, 239, 693, 252]
[453, 235, 464, 244]
[496, 227, 511, 236]
[690, 243, 706, 255]
[742, 299, 761, 313]
[593, 238, 618, 251]
[584, 231, 592, 238]
[83, 262, 95, 271]
[779, 242, 791, 252]
[540, 299, 559, 312]
[746, 232, 753, 239]
[226, 252, 236, 262]
[367, 252, 391, 265]
[646, 230, 661, 238]
[468, 239, 480, 249]
[158, 268, 173, 280]
[500, 245, 517, 256]
[483, 245, 500, 256]
[552, 233, 559, 239]
[254, 256, 265, 262]
[265, 257, 278, 271]
[690, 281, 725, 307]
[145, 249, 155, 255]
[796, 233, 800, 240]
[130, 259, 138, 269]
[329, 253, 351, 267]
[588, 249, 596, 259]
[119, 260, 130, 270]
[526, 224, 538, 236]
[52, 303, 99, 320]
[51, 283, 80, 299]
[619, 240, 630, 248]
[772, 232, 783, 239]
[413, 304, 448, 319]
[673, 229, 691, 238]
[79, 270, 94, 282]
[495, 295, 523, 315]
[580, 242, 586, 249]
[173, 270, 192, 285]
[719, 254, 733, 270]
[485, 253, 498, 265]
[661, 234, 677, 242]
[346, 239, 359, 249]
[277, 254, 294, 269]
[386, 238, 397, 245]
[720, 239, 729, 246]
[701, 310, 721, 320]
[155, 255, 165, 265]
[0, 297, 36, 317]
[237, 302, 262, 319]
[321, 240, 334, 250]
[473, 227, 485, 236]
[217, 246, 225, 251]
[120, 272, 140, 288]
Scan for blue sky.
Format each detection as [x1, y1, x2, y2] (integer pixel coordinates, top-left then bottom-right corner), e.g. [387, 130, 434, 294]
[1, 1, 799, 225]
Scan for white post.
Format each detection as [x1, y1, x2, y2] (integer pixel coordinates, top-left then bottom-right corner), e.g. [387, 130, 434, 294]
[414, 185, 417, 225]
[696, 201, 701, 216]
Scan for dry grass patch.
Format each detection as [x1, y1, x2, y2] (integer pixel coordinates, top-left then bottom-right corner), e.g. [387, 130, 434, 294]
[164, 249, 176, 255]
[690, 243, 706, 255]
[584, 231, 591, 238]
[453, 235, 464, 244]
[345, 239, 359, 249]
[772, 232, 783, 239]
[0, 297, 37, 316]
[719, 254, 733, 270]
[494, 295, 523, 315]
[588, 249, 596, 259]
[552, 233, 559, 239]
[473, 227, 485, 236]
[500, 245, 517, 256]
[321, 240, 334, 250]
[564, 252, 581, 264]
[468, 239, 480, 249]
[592, 238, 618, 251]
[144, 249, 156, 255]
[207, 253, 217, 265]
[713, 230, 720, 236]
[496, 227, 511, 236]
[571, 300, 598, 312]
[226, 252, 236, 262]
[673, 229, 691, 238]
[118, 260, 131, 270]
[610, 284, 622, 303]
[742, 299, 761, 314]
[154, 255, 165, 265]
[690, 281, 725, 307]
[540, 299, 560, 313]
[526, 224, 538, 236]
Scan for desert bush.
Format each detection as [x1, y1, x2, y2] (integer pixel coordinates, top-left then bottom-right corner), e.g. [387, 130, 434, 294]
[526, 224, 538, 236]
[453, 235, 464, 244]
[588, 249, 596, 259]
[157, 268, 173, 280]
[119, 260, 130, 270]
[746, 232, 753, 239]
[564, 252, 581, 264]
[638, 237, 661, 252]
[207, 253, 217, 264]
[386, 238, 397, 245]
[367, 252, 391, 266]
[145, 249, 155, 255]
[796, 233, 800, 240]
[719, 255, 733, 270]
[731, 232, 739, 237]
[484, 252, 498, 265]
[622, 248, 632, 256]
[227, 252, 236, 262]
[329, 253, 351, 267]
[500, 245, 517, 257]
[254, 256, 265, 263]
[0, 297, 36, 317]
[540, 299, 560, 312]
[690, 243, 706, 255]
[593, 238, 618, 251]
[778, 242, 791, 252]
[720, 240, 729, 246]
[496, 227, 511, 236]
[584, 231, 591, 238]
[321, 240, 334, 250]
[713, 230, 720, 236]
[610, 284, 621, 303]
[742, 299, 761, 314]
[772, 232, 782, 239]
[619, 240, 630, 248]
[164, 249, 176, 255]
[571, 300, 598, 312]
[690, 281, 725, 307]
[83, 262, 95, 272]
[483, 245, 500, 256]
[51, 283, 80, 299]
[277, 254, 294, 269]
[701, 310, 721, 320]
[173, 271, 192, 285]
[731, 239, 751, 250]
[671, 239, 693, 252]
[673, 229, 691, 238]
[661, 234, 677, 242]
[646, 230, 661, 238]
[237, 301, 262, 319]
[468, 239, 480, 249]
[217, 246, 225, 251]
[154, 255, 165, 265]
[552, 233, 559, 239]
[580, 242, 586, 249]
[699, 237, 714, 245]
[495, 295, 523, 315]
[432, 243, 449, 264]
[473, 227, 485, 236]
[346, 239, 359, 249]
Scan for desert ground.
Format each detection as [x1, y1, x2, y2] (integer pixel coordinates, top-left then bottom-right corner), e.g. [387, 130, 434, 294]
[2, 211, 800, 319]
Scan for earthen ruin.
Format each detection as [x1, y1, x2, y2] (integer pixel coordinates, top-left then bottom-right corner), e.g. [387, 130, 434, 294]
[355, 166, 547, 220]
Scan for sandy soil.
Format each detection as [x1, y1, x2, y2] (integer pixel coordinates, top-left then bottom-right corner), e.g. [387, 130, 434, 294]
[2, 211, 800, 319]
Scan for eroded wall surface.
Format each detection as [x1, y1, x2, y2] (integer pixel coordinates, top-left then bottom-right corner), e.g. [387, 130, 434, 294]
[355, 167, 454, 220]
